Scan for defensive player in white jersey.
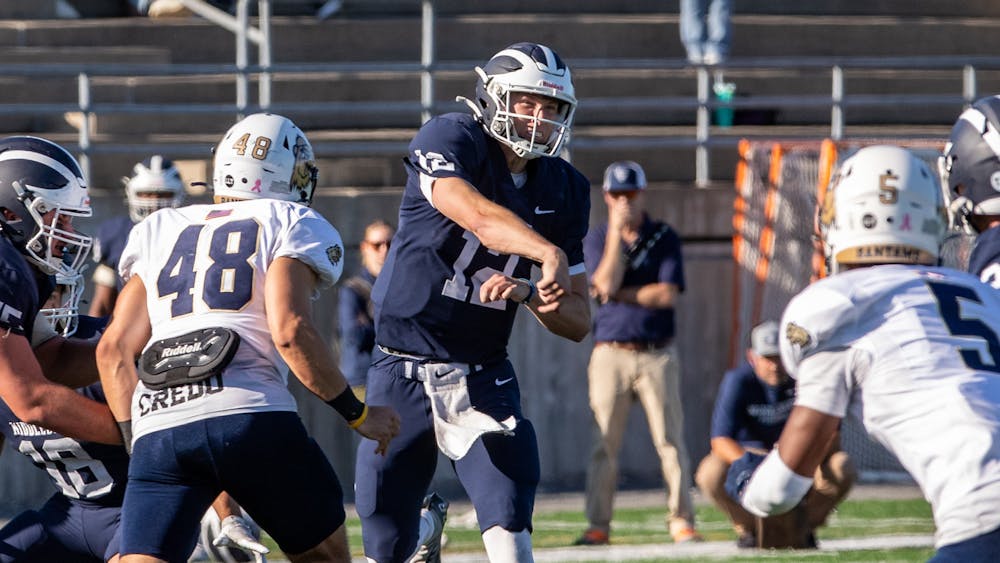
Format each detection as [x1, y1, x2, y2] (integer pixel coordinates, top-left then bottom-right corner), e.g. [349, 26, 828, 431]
[726, 145, 1000, 561]
[96, 113, 400, 563]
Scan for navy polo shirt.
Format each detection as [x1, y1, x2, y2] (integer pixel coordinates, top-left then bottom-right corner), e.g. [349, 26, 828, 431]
[583, 216, 684, 343]
[710, 362, 796, 450]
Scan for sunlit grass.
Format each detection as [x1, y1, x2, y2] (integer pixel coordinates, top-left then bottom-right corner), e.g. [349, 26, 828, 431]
[257, 497, 935, 560]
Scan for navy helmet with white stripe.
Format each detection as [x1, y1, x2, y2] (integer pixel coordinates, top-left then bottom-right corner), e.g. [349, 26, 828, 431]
[0, 136, 92, 276]
[462, 42, 577, 159]
[940, 95, 1000, 233]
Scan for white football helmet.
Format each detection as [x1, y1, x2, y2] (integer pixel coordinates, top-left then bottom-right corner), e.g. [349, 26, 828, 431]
[818, 145, 946, 272]
[212, 113, 318, 205]
[125, 155, 185, 222]
[40, 272, 83, 337]
[460, 42, 577, 159]
[0, 136, 92, 277]
[939, 95, 1000, 234]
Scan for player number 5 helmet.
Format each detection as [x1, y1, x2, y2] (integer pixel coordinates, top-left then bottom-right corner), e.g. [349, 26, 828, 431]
[0, 136, 92, 277]
[939, 95, 1000, 233]
[460, 42, 577, 160]
[212, 113, 319, 206]
[125, 155, 185, 222]
[818, 145, 946, 272]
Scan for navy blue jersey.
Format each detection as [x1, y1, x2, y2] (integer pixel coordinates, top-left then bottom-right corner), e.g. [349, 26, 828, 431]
[373, 113, 590, 364]
[709, 362, 796, 450]
[92, 215, 134, 286]
[970, 225, 1000, 289]
[583, 217, 685, 342]
[0, 383, 128, 508]
[0, 236, 42, 339]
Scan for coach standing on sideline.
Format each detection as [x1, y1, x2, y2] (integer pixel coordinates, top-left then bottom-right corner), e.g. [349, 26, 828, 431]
[575, 161, 701, 546]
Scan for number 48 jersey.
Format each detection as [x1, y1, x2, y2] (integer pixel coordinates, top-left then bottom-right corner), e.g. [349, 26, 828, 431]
[119, 199, 345, 440]
[779, 264, 1000, 547]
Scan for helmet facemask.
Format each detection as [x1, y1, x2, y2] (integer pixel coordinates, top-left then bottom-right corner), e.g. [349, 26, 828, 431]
[0, 136, 93, 278]
[40, 272, 83, 337]
[461, 43, 577, 160]
[940, 96, 1000, 234]
[14, 181, 92, 278]
[476, 67, 576, 159]
[126, 155, 185, 222]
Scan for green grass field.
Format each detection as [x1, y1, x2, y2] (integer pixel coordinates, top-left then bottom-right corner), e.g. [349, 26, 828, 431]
[259, 496, 937, 561]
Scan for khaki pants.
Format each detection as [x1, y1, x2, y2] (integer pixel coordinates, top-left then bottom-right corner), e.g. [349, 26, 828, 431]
[583, 343, 695, 534]
[695, 449, 857, 537]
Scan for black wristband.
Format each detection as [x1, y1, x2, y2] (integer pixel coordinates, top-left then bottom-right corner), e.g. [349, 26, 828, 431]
[118, 420, 133, 456]
[326, 386, 366, 423]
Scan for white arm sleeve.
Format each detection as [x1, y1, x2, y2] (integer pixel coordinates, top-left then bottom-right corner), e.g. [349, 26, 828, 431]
[740, 449, 813, 517]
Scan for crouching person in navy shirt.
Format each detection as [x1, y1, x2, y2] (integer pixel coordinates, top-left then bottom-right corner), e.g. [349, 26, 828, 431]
[696, 320, 855, 548]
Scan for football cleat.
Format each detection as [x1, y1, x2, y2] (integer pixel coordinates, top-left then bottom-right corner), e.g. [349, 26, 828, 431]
[409, 492, 449, 563]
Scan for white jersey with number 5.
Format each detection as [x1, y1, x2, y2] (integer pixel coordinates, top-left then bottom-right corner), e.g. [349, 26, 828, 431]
[119, 199, 345, 441]
[779, 264, 1000, 548]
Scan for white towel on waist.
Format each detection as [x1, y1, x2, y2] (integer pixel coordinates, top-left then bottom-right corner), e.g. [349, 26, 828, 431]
[419, 362, 517, 460]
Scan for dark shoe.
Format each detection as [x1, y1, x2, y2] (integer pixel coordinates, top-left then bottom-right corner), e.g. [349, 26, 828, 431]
[573, 528, 609, 545]
[410, 493, 449, 563]
[737, 532, 757, 548]
[804, 532, 818, 549]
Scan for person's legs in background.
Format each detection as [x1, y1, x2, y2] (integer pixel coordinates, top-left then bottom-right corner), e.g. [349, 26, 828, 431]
[805, 450, 857, 531]
[695, 453, 758, 547]
[679, 0, 708, 64]
[576, 345, 635, 545]
[704, 0, 732, 64]
[636, 344, 701, 542]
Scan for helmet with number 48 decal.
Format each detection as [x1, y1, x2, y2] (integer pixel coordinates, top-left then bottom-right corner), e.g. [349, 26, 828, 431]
[212, 113, 319, 205]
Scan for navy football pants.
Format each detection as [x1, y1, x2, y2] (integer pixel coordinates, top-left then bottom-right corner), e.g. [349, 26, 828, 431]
[355, 351, 540, 563]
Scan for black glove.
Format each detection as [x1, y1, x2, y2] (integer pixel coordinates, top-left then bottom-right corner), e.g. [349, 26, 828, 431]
[725, 451, 767, 500]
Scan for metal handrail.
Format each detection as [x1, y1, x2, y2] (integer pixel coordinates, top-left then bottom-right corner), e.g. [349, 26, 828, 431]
[5, 15, 999, 188]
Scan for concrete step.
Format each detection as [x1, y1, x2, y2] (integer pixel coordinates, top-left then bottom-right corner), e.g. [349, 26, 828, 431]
[2, 14, 1000, 64]
[348, 0, 1000, 18]
[0, 45, 170, 65]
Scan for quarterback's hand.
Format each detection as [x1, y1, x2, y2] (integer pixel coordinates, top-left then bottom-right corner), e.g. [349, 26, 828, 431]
[725, 451, 767, 501]
[536, 247, 570, 313]
[356, 405, 401, 456]
[479, 274, 532, 304]
[214, 515, 270, 558]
